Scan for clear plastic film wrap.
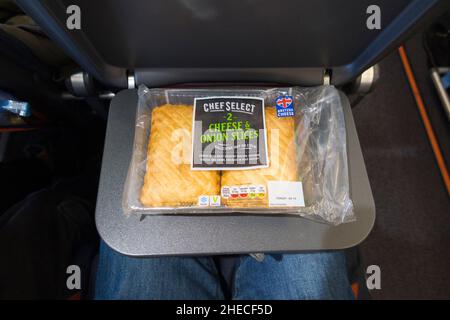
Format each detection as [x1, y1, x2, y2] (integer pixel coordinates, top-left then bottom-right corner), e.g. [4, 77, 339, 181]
[123, 85, 354, 225]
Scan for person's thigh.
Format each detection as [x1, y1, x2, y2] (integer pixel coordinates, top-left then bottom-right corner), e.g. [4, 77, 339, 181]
[233, 252, 354, 300]
[95, 241, 224, 300]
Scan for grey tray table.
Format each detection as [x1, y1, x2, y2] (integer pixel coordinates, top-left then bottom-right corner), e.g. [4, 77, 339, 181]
[96, 89, 375, 256]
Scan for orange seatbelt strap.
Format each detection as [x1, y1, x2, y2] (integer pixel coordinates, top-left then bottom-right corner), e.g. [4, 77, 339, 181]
[398, 46, 450, 196]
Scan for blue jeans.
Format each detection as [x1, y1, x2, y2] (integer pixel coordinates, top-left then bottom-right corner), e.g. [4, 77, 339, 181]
[95, 241, 354, 300]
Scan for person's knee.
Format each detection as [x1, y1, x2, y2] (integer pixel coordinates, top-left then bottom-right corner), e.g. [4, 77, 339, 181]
[95, 242, 223, 299]
[283, 252, 353, 299]
[233, 252, 354, 300]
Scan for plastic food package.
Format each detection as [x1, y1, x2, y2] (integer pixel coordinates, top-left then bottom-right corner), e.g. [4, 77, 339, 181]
[123, 85, 354, 225]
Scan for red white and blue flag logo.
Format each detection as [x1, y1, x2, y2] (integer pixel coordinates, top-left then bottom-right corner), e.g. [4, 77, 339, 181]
[275, 95, 295, 117]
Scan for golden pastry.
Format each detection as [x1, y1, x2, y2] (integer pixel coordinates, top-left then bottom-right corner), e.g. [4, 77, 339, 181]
[140, 104, 220, 207]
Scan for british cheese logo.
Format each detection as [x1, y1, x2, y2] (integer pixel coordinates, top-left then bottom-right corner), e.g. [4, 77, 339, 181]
[275, 95, 295, 118]
[276, 96, 293, 109]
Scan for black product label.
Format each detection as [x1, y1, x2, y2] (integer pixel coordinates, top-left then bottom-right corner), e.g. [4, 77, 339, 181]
[192, 96, 269, 170]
